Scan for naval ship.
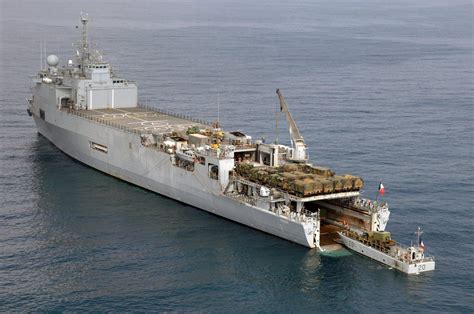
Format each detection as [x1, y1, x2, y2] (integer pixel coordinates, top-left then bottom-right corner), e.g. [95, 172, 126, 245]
[27, 15, 434, 274]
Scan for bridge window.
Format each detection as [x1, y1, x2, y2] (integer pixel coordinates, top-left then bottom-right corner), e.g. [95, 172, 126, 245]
[39, 109, 45, 120]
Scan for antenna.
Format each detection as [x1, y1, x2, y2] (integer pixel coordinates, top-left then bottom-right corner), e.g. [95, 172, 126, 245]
[40, 38, 43, 70]
[80, 13, 89, 75]
[40, 37, 47, 70]
[415, 227, 423, 247]
[275, 96, 279, 144]
[217, 93, 220, 129]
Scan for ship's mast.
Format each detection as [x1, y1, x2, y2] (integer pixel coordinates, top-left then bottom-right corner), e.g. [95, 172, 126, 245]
[415, 227, 423, 247]
[80, 13, 89, 75]
[275, 96, 279, 144]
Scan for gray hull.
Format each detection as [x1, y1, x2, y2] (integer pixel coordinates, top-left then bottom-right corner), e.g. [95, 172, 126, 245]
[33, 114, 315, 248]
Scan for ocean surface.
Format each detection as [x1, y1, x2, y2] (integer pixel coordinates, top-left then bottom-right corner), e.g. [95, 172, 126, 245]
[0, 0, 473, 311]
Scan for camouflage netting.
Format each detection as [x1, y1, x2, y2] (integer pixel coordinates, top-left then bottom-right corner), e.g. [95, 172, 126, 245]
[234, 163, 364, 197]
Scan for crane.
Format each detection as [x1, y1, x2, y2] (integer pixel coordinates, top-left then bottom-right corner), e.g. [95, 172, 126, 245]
[276, 89, 307, 162]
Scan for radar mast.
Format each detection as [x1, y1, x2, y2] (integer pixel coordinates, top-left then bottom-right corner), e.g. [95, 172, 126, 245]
[80, 13, 89, 74]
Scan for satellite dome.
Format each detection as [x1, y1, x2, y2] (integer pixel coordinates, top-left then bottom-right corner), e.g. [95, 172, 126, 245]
[46, 55, 59, 67]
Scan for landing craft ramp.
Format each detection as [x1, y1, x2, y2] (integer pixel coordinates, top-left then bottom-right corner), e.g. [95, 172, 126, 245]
[64, 106, 210, 135]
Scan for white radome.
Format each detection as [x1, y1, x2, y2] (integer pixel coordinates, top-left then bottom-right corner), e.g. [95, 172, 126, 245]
[47, 54, 59, 67]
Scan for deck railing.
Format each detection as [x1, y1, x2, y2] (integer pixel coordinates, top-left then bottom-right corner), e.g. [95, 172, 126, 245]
[337, 197, 388, 213]
[226, 176, 320, 224]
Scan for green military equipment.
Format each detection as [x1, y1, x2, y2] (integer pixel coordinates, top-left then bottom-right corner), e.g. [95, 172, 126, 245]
[371, 231, 391, 242]
[236, 160, 364, 196]
[333, 176, 344, 192]
[319, 179, 334, 193]
[281, 164, 298, 172]
[293, 171, 313, 179]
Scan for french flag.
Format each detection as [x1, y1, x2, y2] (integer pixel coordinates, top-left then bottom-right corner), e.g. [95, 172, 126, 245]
[419, 237, 425, 250]
[378, 182, 385, 196]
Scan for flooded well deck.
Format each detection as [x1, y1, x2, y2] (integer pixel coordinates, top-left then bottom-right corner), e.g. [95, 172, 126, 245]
[320, 224, 343, 250]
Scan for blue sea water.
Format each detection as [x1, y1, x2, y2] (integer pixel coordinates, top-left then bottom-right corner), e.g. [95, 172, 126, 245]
[0, 0, 473, 311]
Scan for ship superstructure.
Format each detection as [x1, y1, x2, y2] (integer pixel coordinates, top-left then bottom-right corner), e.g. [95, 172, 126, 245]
[27, 15, 433, 273]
